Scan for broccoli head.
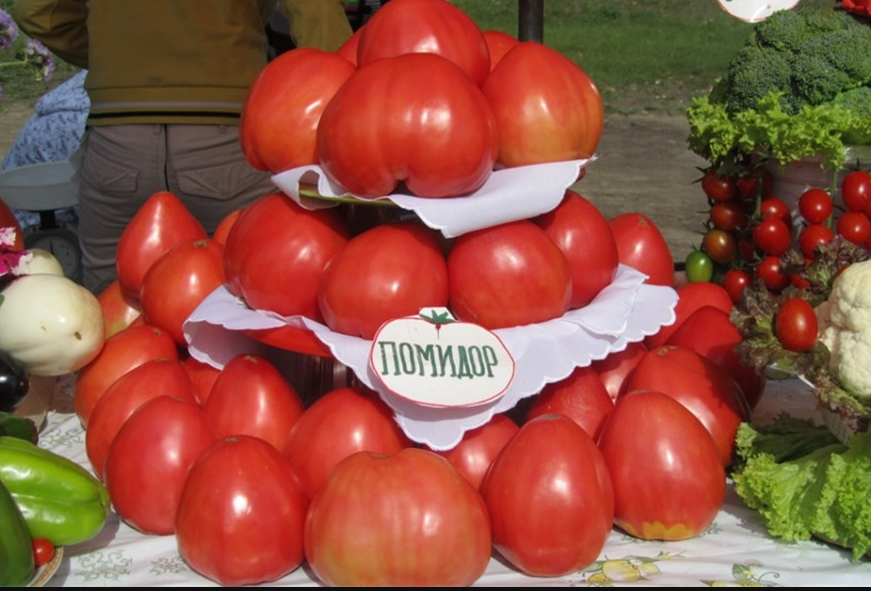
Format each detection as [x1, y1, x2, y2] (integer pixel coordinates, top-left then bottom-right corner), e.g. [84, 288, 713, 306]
[791, 21, 871, 106]
[831, 86, 871, 145]
[722, 44, 794, 115]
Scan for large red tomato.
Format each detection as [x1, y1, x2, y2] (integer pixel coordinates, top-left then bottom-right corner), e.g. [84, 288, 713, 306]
[591, 341, 648, 402]
[608, 212, 675, 287]
[104, 396, 217, 535]
[139, 238, 226, 347]
[482, 41, 603, 167]
[665, 305, 765, 410]
[356, 0, 490, 87]
[316, 52, 498, 198]
[210, 208, 241, 246]
[85, 357, 197, 481]
[597, 390, 726, 540]
[222, 192, 349, 320]
[240, 48, 355, 173]
[430, 413, 519, 491]
[482, 29, 518, 71]
[97, 279, 142, 338]
[74, 323, 180, 428]
[204, 354, 304, 452]
[645, 280, 733, 348]
[448, 220, 572, 329]
[623, 345, 751, 467]
[534, 189, 619, 308]
[304, 448, 492, 586]
[317, 222, 449, 339]
[335, 26, 362, 65]
[176, 436, 309, 586]
[283, 386, 412, 498]
[180, 355, 221, 405]
[115, 191, 207, 297]
[482, 414, 614, 576]
[524, 366, 614, 441]
[0, 197, 25, 251]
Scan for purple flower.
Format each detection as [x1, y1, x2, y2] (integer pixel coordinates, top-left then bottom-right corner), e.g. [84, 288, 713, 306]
[24, 39, 53, 81]
[0, 8, 18, 51]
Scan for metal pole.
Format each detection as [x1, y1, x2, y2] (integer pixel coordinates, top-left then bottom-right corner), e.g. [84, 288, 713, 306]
[518, 0, 543, 43]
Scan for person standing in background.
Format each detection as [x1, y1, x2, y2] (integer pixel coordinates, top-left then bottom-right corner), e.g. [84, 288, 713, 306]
[12, 0, 352, 294]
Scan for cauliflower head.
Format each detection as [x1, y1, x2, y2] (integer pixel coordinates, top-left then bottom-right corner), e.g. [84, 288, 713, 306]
[818, 259, 871, 401]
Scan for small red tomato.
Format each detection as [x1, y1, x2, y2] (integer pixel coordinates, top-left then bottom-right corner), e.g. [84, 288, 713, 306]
[798, 188, 834, 224]
[799, 224, 835, 260]
[701, 228, 737, 265]
[775, 298, 818, 352]
[759, 196, 793, 230]
[701, 169, 737, 203]
[754, 255, 791, 293]
[751, 216, 792, 256]
[709, 200, 748, 232]
[721, 269, 751, 305]
[32, 538, 55, 567]
[837, 211, 871, 246]
[841, 171, 871, 212]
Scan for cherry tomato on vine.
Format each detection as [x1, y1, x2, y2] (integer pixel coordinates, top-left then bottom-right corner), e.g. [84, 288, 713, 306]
[759, 196, 793, 230]
[702, 228, 737, 265]
[32, 538, 55, 567]
[799, 224, 835, 260]
[684, 250, 714, 283]
[736, 170, 773, 201]
[798, 188, 833, 224]
[721, 269, 751, 305]
[701, 169, 737, 203]
[751, 216, 792, 256]
[709, 201, 748, 232]
[841, 171, 871, 212]
[755, 255, 790, 293]
[837, 211, 871, 245]
[775, 298, 818, 352]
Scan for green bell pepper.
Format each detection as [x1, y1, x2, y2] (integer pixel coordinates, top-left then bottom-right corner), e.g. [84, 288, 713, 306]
[0, 478, 34, 587]
[0, 435, 110, 546]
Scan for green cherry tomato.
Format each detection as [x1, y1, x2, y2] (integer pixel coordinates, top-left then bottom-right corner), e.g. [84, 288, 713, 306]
[684, 250, 714, 283]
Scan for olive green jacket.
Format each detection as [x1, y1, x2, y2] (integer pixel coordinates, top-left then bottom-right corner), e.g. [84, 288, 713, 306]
[12, 0, 352, 126]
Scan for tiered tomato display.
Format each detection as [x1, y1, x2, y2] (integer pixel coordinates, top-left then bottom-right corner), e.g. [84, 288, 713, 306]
[57, 0, 759, 587]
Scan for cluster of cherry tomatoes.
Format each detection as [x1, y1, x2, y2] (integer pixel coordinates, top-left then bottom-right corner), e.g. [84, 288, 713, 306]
[686, 166, 871, 304]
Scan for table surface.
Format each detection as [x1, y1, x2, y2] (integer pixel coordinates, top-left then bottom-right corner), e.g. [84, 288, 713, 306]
[33, 375, 871, 587]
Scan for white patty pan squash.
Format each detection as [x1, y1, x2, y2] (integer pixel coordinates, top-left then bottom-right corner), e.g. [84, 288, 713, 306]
[0, 274, 105, 376]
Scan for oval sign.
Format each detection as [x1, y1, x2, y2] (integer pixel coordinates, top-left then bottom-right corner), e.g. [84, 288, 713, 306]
[369, 308, 515, 408]
[717, 0, 800, 22]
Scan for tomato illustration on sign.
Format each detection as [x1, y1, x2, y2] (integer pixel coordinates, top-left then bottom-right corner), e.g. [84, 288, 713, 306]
[369, 308, 515, 408]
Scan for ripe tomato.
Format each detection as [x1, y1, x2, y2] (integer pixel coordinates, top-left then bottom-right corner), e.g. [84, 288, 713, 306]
[736, 169, 773, 201]
[139, 238, 226, 347]
[702, 227, 738, 265]
[104, 396, 217, 535]
[210, 209, 241, 246]
[623, 345, 750, 467]
[759, 196, 793, 230]
[709, 200, 748, 232]
[799, 223, 835, 260]
[837, 210, 871, 245]
[754, 254, 791, 293]
[97, 279, 142, 338]
[534, 190, 619, 308]
[74, 324, 180, 428]
[482, 29, 518, 70]
[591, 341, 648, 401]
[357, 0, 490, 86]
[115, 191, 207, 297]
[482, 414, 613, 576]
[305, 448, 492, 587]
[482, 41, 603, 167]
[701, 169, 737, 203]
[318, 222, 449, 339]
[751, 216, 792, 256]
[721, 268, 752, 305]
[85, 357, 198, 480]
[240, 48, 355, 173]
[524, 366, 614, 441]
[204, 354, 304, 452]
[283, 387, 412, 498]
[447, 220, 572, 329]
[318, 52, 498, 198]
[430, 413, 518, 491]
[608, 212, 674, 287]
[598, 390, 725, 540]
[223, 192, 350, 321]
[841, 170, 871, 212]
[176, 436, 309, 586]
[665, 305, 765, 409]
[775, 297, 818, 352]
[646, 280, 733, 349]
[335, 26, 361, 65]
[798, 187, 834, 224]
[180, 355, 221, 405]
[31, 538, 54, 568]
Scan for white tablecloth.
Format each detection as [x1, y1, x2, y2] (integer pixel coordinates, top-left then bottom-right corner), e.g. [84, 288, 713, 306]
[32, 376, 871, 587]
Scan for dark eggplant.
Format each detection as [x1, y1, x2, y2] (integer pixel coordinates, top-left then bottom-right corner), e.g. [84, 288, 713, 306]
[0, 350, 28, 413]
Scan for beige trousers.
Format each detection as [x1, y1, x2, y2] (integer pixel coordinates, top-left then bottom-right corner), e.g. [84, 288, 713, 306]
[75, 124, 276, 294]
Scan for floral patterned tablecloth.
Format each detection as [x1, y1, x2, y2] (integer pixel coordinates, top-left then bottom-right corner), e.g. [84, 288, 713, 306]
[35, 376, 871, 587]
